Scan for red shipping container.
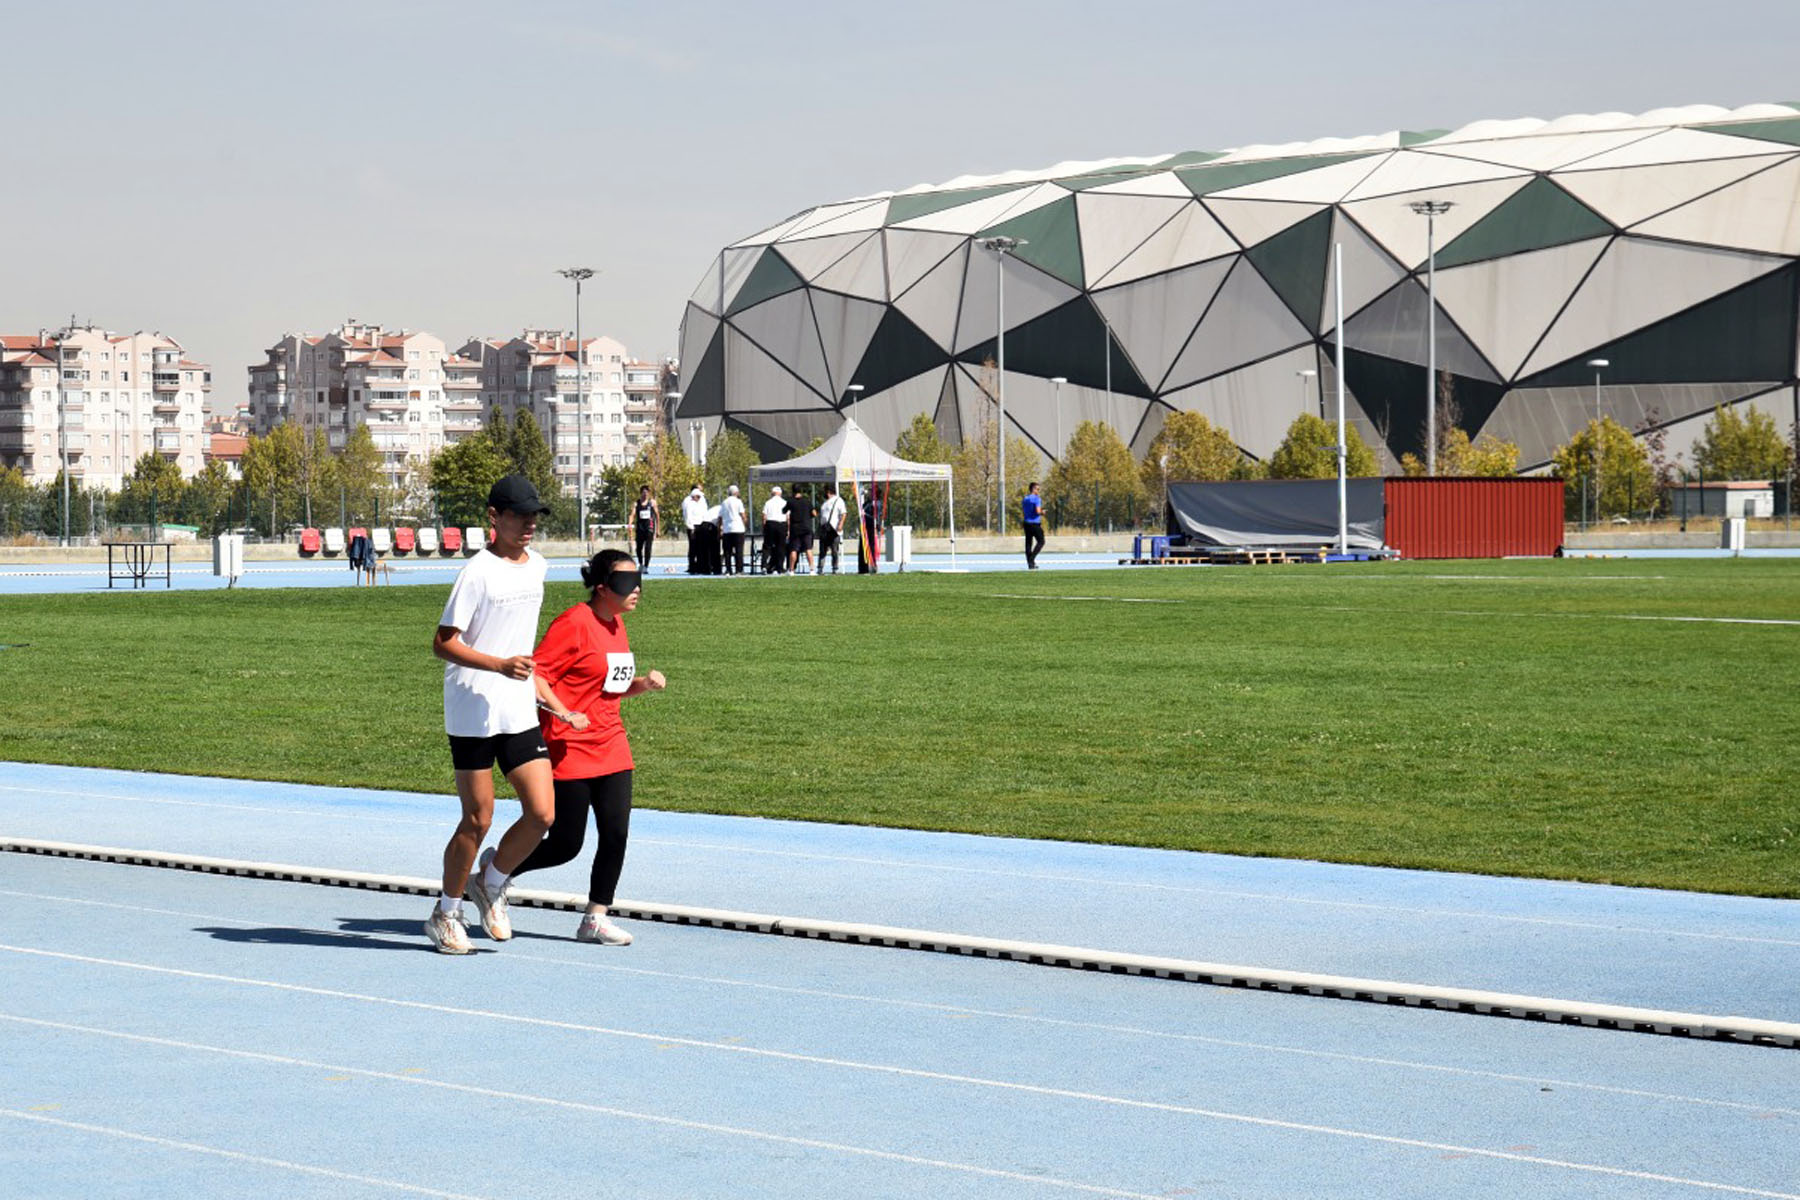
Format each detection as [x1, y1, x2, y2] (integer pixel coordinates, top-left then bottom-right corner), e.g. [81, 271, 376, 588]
[1383, 478, 1563, 560]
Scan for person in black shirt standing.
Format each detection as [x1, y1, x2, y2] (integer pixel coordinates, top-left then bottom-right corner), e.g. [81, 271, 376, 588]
[632, 486, 657, 571]
[785, 486, 816, 575]
[857, 485, 883, 575]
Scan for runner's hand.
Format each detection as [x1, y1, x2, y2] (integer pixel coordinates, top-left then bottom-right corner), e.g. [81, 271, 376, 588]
[565, 711, 590, 731]
[644, 670, 667, 691]
[498, 654, 534, 680]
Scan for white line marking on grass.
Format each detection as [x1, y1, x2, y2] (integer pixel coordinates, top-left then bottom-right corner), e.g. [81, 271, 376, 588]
[0, 1107, 493, 1199]
[986, 593, 1184, 603]
[1317, 605, 1800, 627]
[4, 952, 1796, 1197]
[8, 885, 1793, 1119]
[0, 1015, 1166, 1199]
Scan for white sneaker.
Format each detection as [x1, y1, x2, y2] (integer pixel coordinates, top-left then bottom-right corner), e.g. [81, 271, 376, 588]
[467, 847, 513, 941]
[576, 911, 633, 946]
[424, 906, 472, 955]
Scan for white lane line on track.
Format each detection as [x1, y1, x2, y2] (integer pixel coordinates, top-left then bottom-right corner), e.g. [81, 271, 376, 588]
[11, 885, 1789, 1119]
[987, 592, 1184, 603]
[5, 780, 1789, 948]
[0, 1107, 491, 1199]
[1, 1015, 1163, 1199]
[5, 949, 1796, 1197]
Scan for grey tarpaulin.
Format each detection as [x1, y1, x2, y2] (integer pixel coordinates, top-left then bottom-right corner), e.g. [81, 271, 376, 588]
[1165, 479, 1385, 550]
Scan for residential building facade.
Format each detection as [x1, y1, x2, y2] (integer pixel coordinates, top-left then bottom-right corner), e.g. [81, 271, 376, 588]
[0, 326, 211, 488]
[455, 331, 634, 495]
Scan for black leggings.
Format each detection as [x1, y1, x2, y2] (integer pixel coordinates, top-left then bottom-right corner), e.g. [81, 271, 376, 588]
[634, 527, 654, 569]
[513, 770, 633, 907]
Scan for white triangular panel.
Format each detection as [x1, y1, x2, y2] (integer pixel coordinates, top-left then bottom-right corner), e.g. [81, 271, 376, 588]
[1342, 278, 1502, 381]
[729, 209, 817, 249]
[1488, 381, 1775, 470]
[717, 245, 766, 314]
[728, 290, 830, 403]
[1129, 401, 1174, 459]
[1163, 344, 1322, 460]
[893, 244, 967, 351]
[1162, 260, 1313, 392]
[1097, 202, 1239, 286]
[1205, 199, 1323, 248]
[953, 254, 1080, 355]
[891, 185, 1039, 233]
[1418, 128, 1660, 173]
[1342, 176, 1534, 269]
[885, 230, 966, 298]
[1340, 151, 1529, 202]
[1075, 192, 1191, 288]
[1207, 155, 1388, 202]
[1320, 212, 1409, 332]
[808, 291, 887, 399]
[1554, 155, 1791, 229]
[783, 199, 888, 241]
[1093, 257, 1234, 393]
[1084, 171, 1195, 198]
[722, 326, 836, 415]
[1631, 157, 1800, 255]
[1521, 238, 1792, 376]
[851, 367, 948, 453]
[1433, 236, 1610, 380]
[772, 232, 874, 282]
[1558, 127, 1796, 171]
[687, 261, 723, 315]
[676, 305, 720, 389]
[997, 373, 1151, 463]
[812, 233, 888, 302]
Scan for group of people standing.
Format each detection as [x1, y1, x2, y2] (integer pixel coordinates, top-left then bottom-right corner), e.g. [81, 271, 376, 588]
[655, 481, 867, 576]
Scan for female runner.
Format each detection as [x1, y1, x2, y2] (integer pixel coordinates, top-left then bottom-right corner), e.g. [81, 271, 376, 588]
[511, 549, 665, 943]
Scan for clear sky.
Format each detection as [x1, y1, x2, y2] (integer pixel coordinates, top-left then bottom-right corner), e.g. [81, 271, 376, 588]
[6, 0, 1795, 411]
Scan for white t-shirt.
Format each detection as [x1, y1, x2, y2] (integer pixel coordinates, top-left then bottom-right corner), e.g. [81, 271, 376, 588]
[439, 546, 548, 736]
[719, 495, 746, 534]
[762, 495, 787, 523]
[682, 493, 708, 529]
[819, 494, 846, 530]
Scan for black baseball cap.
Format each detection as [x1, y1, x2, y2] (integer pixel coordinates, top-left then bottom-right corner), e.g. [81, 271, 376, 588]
[487, 474, 551, 515]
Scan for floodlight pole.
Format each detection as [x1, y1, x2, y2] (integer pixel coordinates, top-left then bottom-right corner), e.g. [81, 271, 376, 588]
[1587, 358, 1609, 526]
[845, 383, 864, 425]
[557, 266, 596, 547]
[1050, 376, 1067, 461]
[1408, 200, 1453, 475]
[979, 235, 1026, 535]
[56, 331, 69, 545]
[1297, 367, 1318, 419]
[1334, 243, 1348, 556]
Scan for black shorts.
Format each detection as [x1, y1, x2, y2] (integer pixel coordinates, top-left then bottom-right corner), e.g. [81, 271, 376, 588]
[788, 530, 814, 552]
[447, 728, 548, 774]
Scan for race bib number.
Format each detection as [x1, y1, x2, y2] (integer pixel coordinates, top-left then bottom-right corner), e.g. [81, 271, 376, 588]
[603, 652, 637, 695]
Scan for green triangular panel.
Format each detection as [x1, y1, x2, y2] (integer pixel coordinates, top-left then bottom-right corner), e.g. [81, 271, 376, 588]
[1174, 152, 1377, 197]
[885, 185, 1021, 226]
[1695, 116, 1800, 149]
[975, 196, 1084, 288]
[726, 249, 804, 316]
[1245, 208, 1333, 329]
[956, 297, 1154, 399]
[1434, 178, 1614, 270]
[1158, 151, 1227, 169]
[1400, 129, 1450, 146]
[1517, 263, 1799, 387]
[1054, 169, 1165, 193]
[849, 307, 950, 397]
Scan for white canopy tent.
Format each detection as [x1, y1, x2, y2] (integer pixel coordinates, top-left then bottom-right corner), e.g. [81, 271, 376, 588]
[748, 418, 957, 569]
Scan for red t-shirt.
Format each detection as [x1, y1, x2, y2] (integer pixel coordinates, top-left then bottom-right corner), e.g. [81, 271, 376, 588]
[535, 602, 635, 779]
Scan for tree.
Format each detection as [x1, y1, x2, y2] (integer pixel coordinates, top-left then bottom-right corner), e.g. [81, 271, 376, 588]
[180, 461, 238, 534]
[240, 425, 301, 535]
[337, 423, 386, 525]
[892, 412, 951, 530]
[427, 431, 512, 527]
[953, 408, 1041, 531]
[624, 431, 702, 534]
[111, 453, 187, 530]
[1138, 411, 1253, 520]
[1552, 417, 1655, 521]
[1694, 404, 1788, 480]
[1400, 429, 1519, 477]
[1268, 412, 1379, 479]
[0, 466, 34, 537]
[1045, 420, 1143, 531]
[701, 429, 761, 506]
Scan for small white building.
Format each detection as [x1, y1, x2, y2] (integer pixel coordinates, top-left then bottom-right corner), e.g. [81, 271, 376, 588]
[1669, 480, 1776, 519]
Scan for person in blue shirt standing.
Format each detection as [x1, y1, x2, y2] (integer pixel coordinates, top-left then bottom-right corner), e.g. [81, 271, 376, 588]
[1021, 481, 1045, 569]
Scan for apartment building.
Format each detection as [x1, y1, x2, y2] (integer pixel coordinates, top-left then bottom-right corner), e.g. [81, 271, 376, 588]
[455, 331, 635, 496]
[247, 320, 482, 489]
[0, 326, 211, 488]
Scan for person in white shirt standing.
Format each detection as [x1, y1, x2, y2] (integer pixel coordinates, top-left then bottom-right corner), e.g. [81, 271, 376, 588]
[718, 484, 747, 575]
[681, 485, 708, 575]
[817, 484, 847, 574]
[425, 474, 586, 955]
[760, 485, 789, 574]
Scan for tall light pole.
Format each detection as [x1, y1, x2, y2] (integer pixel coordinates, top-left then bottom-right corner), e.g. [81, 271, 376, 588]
[1408, 200, 1454, 475]
[978, 235, 1027, 535]
[56, 330, 69, 545]
[1587, 358, 1609, 527]
[844, 383, 864, 425]
[1297, 367, 1318, 418]
[556, 266, 595, 547]
[1050, 376, 1067, 461]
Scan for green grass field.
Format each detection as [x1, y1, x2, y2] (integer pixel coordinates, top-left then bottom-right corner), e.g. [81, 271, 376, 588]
[3, 559, 1796, 896]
